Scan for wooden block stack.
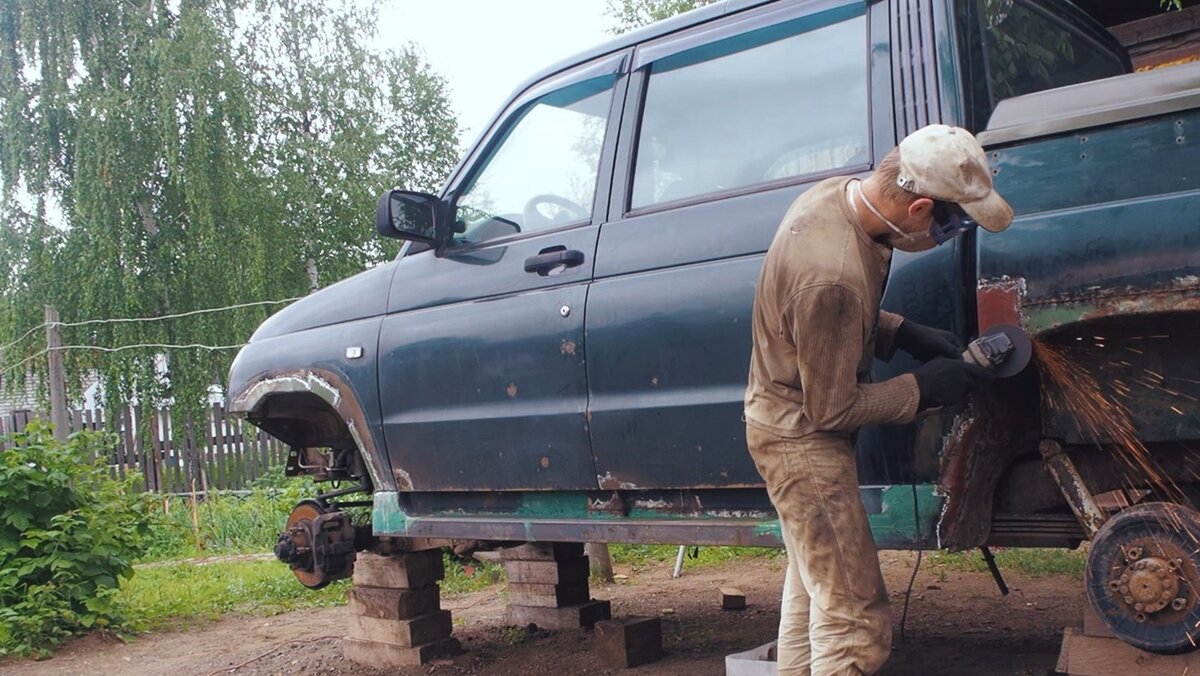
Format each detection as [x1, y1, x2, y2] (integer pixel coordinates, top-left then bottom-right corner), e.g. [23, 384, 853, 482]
[500, 542, 612, 630]
[343, 550, 460, 669]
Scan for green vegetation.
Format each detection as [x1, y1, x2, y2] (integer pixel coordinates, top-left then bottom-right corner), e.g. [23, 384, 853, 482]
[927, 547, 1087, 580]
[609, 544, 784, 571]
[0, 425, 149, 657]
[0, 426, 502, 659]
[0, 0, 461, 427]
[605, 0, 717, 34]
[140, 475, 318, 561]
[117, 560, 349, 632]
[442, 556, 504, 595]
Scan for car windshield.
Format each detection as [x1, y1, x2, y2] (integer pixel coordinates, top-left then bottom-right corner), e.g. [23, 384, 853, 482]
[961, 0, 1129, 126]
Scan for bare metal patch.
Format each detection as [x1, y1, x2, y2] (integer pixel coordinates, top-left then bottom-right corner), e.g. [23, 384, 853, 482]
[597, 472, 639, 490]
[231, 371, 342, 412]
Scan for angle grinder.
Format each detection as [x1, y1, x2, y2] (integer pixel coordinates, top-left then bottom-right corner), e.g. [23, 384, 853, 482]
[962, 323, 1032, 378]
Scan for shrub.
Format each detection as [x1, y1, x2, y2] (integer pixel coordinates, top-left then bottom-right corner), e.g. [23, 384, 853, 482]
[0, 423, 149, 657]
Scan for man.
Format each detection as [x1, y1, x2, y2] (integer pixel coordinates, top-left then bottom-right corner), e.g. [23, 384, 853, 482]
[744, 124, 1013, 675]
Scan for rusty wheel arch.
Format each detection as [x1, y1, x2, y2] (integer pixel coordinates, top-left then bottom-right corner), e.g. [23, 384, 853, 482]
[229, 368, 396, 492]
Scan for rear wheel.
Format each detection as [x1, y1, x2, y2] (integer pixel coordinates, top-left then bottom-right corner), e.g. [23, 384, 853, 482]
[1086, 502, 1200, 654]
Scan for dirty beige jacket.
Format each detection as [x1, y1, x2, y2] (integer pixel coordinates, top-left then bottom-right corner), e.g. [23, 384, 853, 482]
[744, 177, 921, 437]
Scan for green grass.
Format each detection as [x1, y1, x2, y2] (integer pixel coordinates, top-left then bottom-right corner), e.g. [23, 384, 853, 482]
[117, 553, 502, 634]
[117, 560, 350, 632]
[608, 544, 784, 570]
[926, 547, 1087, 580]
[140, 474, 322, 562]
[126, 472, 503, 632]
[442, 555, 505, 594]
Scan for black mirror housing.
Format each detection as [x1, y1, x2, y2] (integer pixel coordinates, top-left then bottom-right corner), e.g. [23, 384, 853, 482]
[375, 190, 440, 244]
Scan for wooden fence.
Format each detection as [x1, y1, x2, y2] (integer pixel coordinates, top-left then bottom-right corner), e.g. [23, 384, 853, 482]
[0, 405, 290, 494]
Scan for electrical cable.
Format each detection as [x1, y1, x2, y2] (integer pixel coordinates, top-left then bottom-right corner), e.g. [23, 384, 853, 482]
[0, 297, 298, 355]
[0, 342, 246, 379]
[0, 296, 296, 377]
[54, 297, 302, 329]
[55, 342, 247, 353]
[0, 349, 50, 379]
[899, 482, 923, 646]
[0, 323, 49, 354]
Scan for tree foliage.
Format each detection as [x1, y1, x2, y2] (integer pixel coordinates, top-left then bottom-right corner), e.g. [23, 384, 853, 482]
[604, 0, 718, 34]
[0, 0, 459, 423]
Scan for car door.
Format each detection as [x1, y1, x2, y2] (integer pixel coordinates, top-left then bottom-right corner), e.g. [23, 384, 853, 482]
[377, 53, 628, 492]
[585, 2, 885, 490]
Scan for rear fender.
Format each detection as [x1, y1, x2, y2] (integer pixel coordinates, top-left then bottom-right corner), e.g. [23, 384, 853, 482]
[937, 277, 1200, 549]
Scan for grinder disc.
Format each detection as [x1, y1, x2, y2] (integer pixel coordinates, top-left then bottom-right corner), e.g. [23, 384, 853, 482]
[982, 323, 1032, 378]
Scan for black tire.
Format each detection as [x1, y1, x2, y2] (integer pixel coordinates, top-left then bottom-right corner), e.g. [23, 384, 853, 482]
[1086, 502, 1200, 654]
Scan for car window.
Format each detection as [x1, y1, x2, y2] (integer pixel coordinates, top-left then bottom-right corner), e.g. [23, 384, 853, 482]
[454, 76, 615, 245]
[962, 0, 1128, 120]
[630, 14, 868, 211]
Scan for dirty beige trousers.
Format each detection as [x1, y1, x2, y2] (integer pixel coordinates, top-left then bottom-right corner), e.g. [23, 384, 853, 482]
[747, 424, 892, 676]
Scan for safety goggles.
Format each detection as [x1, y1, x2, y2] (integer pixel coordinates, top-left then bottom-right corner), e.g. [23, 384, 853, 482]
[929, 201, 980, 244]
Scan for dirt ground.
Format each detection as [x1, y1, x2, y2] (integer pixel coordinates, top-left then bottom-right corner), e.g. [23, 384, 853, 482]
[5, 552, 1081, 675]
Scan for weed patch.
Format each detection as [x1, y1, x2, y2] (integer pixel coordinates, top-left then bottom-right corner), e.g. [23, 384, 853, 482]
[117, 559, 348, 631]
[609, 544, 783, 571]
[927, 547, 1086, 580]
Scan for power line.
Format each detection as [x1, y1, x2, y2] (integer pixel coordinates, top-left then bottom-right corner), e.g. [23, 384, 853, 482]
[56, 297, 302, 329]
[57, 342, 248, 353]
[0, 323, 49, 355]
[0, 349, 49, 380]
[0, 342, 247, 379]
[0, 296, 299, 355]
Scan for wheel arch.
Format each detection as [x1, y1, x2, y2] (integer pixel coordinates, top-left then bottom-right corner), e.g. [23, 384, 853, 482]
[228, 368, 399, 491]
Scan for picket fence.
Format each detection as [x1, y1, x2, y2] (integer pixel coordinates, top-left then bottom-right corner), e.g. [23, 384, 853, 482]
[0, 405, 290, 494]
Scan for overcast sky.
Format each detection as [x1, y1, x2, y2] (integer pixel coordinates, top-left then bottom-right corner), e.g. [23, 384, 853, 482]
[376, 0, 615, 142]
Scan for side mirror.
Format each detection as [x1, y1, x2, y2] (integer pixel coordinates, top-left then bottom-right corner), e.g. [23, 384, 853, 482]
[375, 190, 439, 244]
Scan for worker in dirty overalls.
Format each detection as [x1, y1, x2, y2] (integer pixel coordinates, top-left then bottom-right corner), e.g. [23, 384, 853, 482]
[744, 124, 1014, 675]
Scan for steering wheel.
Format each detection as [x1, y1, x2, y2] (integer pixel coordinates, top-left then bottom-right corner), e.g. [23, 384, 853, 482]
[522, 194, 588, 230]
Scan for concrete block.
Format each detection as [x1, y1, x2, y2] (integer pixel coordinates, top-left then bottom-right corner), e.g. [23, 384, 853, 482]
[508, 581, 590, 608]
[595, 617, 664, 668]
[497, 542, 585, 561]
[343, 636, 460, 669]
[720, 587, 747, 610]
[510, 599, 611, 630]
[503, 557, 590, 585]
[352, 550, 444, 589]
[347, 584, 441, 620]
[345, 610, 453, 648]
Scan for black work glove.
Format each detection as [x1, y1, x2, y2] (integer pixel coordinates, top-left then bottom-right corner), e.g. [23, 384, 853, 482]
[895, 320, 964, 362]
[912, 357, 996, 409]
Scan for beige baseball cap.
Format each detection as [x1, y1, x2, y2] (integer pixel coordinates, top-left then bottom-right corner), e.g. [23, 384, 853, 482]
[896, 124, 1013, 233]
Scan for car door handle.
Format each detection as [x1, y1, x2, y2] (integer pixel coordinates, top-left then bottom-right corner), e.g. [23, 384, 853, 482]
[524, 248, 585, 275]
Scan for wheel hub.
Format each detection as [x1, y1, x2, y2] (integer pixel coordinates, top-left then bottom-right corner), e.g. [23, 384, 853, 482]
[1117, 555, 1180, 615]
[275, 500, 358, 589]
